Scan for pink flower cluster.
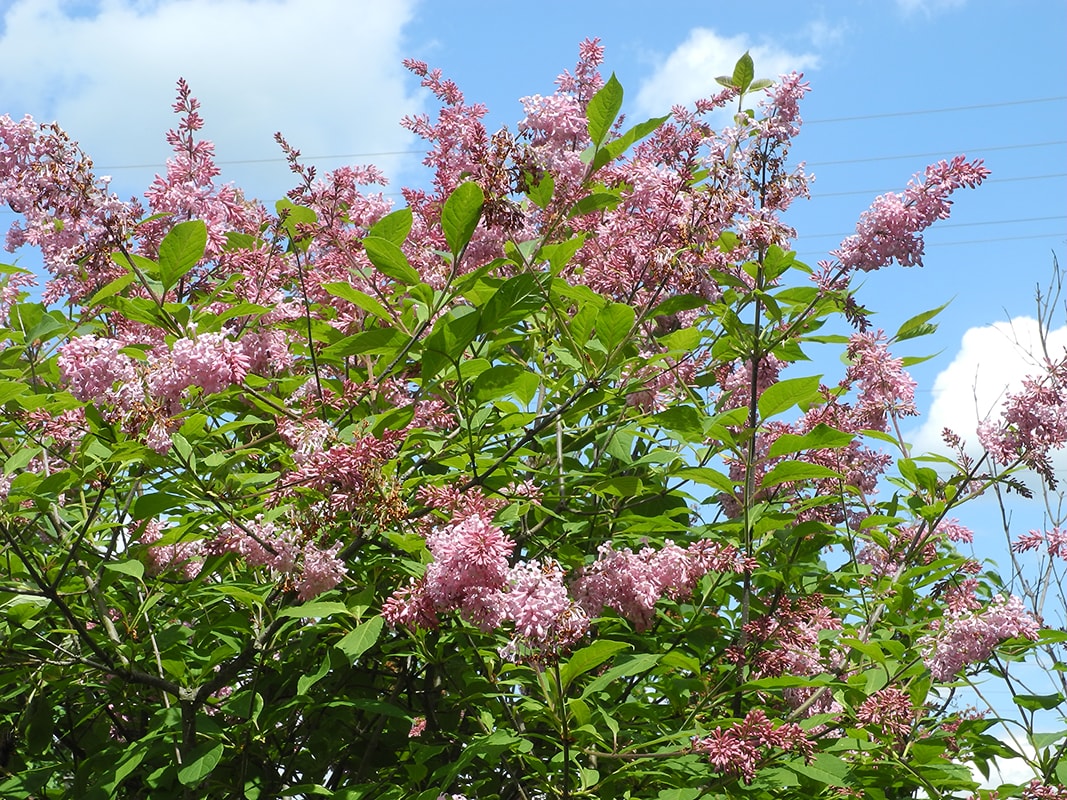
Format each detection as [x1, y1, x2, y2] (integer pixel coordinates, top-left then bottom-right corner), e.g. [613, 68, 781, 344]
[977, 356, 1067, 487]
[857, 518, 974, 580]
[856, 687, 915, 739]
[829, 155, 990, 273]
[571, 540, 751, 631]
[384, 491, 749, 659]
[0, 113, 142, 303]
[205, 517, 347, 601]
[1013, 527, 1067, 560]
[139, 520, 203, 580]
[845, 330, 918, 432]
[691, 709, 813, 784]
[57, 335, 140, 408]
[920, 594, 1040, 681]
[149, 331, 251, 412]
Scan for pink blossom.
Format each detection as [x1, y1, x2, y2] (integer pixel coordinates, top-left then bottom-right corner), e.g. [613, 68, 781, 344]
[57, 336, 140, 408]
[856, 687, 915, 738]
[408, 716, 427, 738]
[844, 330, 917, 431]
[296, 540, 347, 601]
[921, 594, 1040, 681]
[691, 709, 812, 784]
[424, 513, 514, 628]
[139, 520, 203, 580]
[832, 155, 990, 273]
[1013, 527, 1067, 559]
[977, 356, 1067, 487]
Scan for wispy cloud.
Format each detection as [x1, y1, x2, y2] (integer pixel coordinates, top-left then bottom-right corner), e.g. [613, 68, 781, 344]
[908, 316, 1067, 469]
[634, 27, 820, 119]
[0, 0, 423, 206]
[895, 0, 967, 17]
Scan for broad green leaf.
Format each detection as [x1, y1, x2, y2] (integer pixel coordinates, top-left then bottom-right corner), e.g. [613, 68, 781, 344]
[104, 560, 145, 581]
[368, 207, 413, 245]
[0, 381, 28, 405]
[132, 492, 189, 520]
[528, 172, 554, 208]
[277, 602, 352, 619]
[767, 424, 856, 458]
[88, 272, 136, 306]
[895, 301, 949, 342]
[581, 654, 661, 698]
[321, 327, 409, 360]
[560, 640, 631, 691]
[336, 616, 384, 661]
[675, 466, 735, 494]
[587, 73, 624, 147]
[297, 656, 332, 696]
[760, 460, 841, 488]
[733, 52, 755, 94]
[596, 115, 669, 168]
[757, 375, 822, 420]
[472, 365, 540, 405]
[441, 181, 485, 260]
[1013, 692, 1066, 711]
[569, 192, 622, 218]
[787, 752, 850, 786]
[595, 302, 635, 352]
[177, 741, 224, 787]
[363, 235, 420, 285]
[321, 282, 395, 322]
[158, 219, 207, 290]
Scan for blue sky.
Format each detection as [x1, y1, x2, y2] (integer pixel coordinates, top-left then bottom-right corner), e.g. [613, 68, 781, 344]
[1, 0, 1064, 536]
[0, 0, 1063, 457]
[0, 0, 1065, 781]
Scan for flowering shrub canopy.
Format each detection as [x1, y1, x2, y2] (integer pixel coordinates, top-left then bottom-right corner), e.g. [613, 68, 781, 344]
[0, 43, 1064, 799]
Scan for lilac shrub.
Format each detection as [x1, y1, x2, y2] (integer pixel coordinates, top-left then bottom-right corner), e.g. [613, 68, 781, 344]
[0, 42, 1063, 799]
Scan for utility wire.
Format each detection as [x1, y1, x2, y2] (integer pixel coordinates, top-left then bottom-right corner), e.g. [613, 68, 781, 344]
[805, 96, 1067, 124]
[806, 140, 1066, 167]
[811, 173, 1067, 199]
[804, 215, 1065, 239]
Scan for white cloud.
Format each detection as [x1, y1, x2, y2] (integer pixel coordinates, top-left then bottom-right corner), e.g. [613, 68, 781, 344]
[895, 0, 967, 17]
[634, 28, 820, 119]
[0, 0, 423, 206]
[908, 317, 1067, 462]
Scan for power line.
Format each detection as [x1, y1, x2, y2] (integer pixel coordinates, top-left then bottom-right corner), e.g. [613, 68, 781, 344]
[796, 231, 1066, 258]
[96, 149, 425, 171]
[804, 215, 1065, 240]
[806, 140, 1067, 167]
[811, 173, 1067, 199]
[805, 96, 1067, 124]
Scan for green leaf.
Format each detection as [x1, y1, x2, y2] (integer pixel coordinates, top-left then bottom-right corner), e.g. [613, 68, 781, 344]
[158, 220, 207, 291]
[321, 282, 394, 322]
[88, 272, 136, 306]
[560, 640, 631, 691]
[472, 365, 540, 405]
[297, 655, 332, 696]
[132, 492, 188, 520]
[177, 741, 224, 787]
[569, 192, 622, 218]
[592, 114, 670, 171]
[368, 207, 413, 245]
[758, 375, 822, 420]
[787, 752, 850, 786]
[104, 560, 145, 581]
[767, 424, 856, 458]
[733, 52, 755, 94]
[760, 460, 841, 488]
[895, 301, 949, 342]
[528, 172, 555, 208]
[581, 654, 661, 698]
[587, 73, 624, 147]
[441, 181, 485, 260]
[675, 466, 735, 494]
[321, 327, 409, 360]
[596, 302, 635, 352]
[0, 381, 28, 405]
[336, 616, 384, 662]
[277, 602, 352, 619]
[363, 236, 420, 285]
[1013, 692, 1065, 711]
